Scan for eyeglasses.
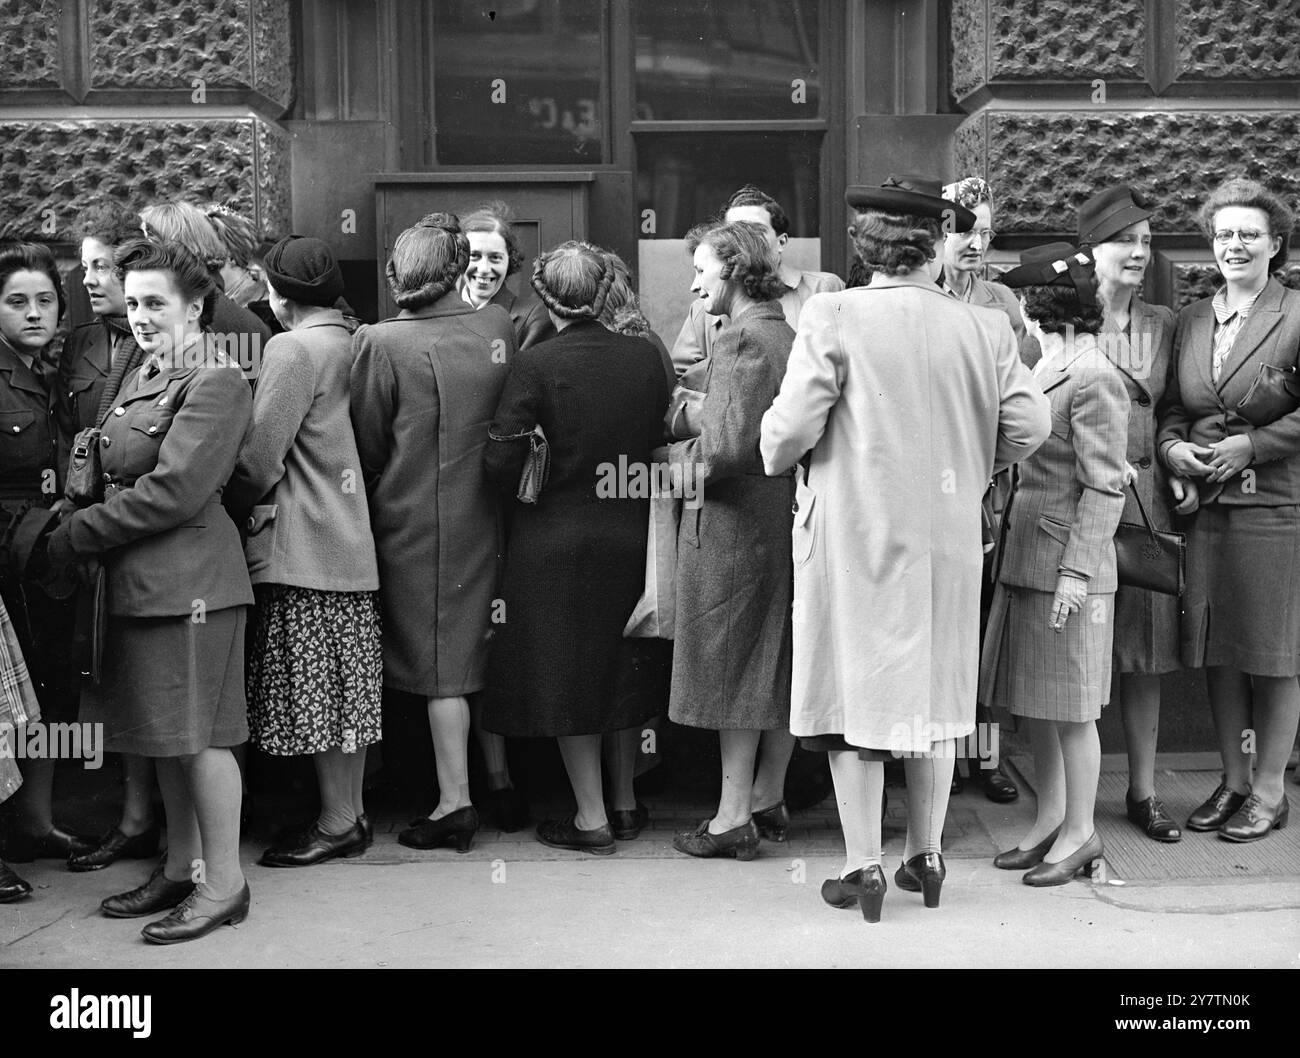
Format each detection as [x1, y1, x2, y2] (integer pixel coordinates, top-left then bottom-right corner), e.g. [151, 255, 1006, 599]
[967, 229, 997, 244]
[1213, 228, 1268, 245]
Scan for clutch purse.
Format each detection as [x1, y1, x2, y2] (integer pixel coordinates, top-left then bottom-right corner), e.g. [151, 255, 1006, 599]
[65, 427, 104, 507]
[664, 358, 712, 440]
[1236, 362, 1300, 427]
[517, 425, 550, 505]
[1114, 485, 1185, 596]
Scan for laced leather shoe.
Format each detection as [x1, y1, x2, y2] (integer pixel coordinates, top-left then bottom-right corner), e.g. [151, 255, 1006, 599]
[1186, 779, 1248, 832]
[101, 866, 195, 919]
[1126, 792, 1181, 842]
[1218, 792, 1289, 843]
[141, 883, 250, 945]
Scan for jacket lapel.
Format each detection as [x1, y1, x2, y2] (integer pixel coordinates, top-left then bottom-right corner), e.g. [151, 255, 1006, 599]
[1184, 304, 1217, 395]
[1216, 280, 1285, 393]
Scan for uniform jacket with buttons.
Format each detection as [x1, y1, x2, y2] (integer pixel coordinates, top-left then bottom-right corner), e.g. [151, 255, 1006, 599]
[1157, 278, 1300, 506]
[65, 345, 254, 617]
[59, 321, 112, 438]
[0, 336, 61, 503]
[1000, 341, 1129, 593]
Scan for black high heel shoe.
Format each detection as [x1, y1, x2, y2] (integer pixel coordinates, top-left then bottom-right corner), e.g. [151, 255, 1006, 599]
[836, 865, 887, 923]
[0, 860, 32, 903]
[892, 852, 946, 907]
[398, 806, 479, 852]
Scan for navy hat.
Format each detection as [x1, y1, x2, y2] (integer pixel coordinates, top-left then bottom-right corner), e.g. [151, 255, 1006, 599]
[845, 175, 977, 233]
[999, 242, 1098, 308]
[262, 235, 345, 307]
[1077, 185, 1154, 246]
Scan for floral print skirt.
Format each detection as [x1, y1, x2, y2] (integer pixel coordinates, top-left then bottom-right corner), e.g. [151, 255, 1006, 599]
[247, 585, 382, 756]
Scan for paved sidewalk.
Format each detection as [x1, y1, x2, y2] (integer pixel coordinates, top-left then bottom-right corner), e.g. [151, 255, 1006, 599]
[3, 754, 1297, 968]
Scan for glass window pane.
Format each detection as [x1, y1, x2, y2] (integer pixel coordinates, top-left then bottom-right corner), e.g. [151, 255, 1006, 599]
[636, 131, 822, 238]
[634, 0, 820, 120]
[432, 0, 603, 165]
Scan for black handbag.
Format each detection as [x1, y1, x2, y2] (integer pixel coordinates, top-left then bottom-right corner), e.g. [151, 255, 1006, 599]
[1236, 362, 1300, 427]
[1114, 485, 1185, 596]
[65, 427, 104, 507]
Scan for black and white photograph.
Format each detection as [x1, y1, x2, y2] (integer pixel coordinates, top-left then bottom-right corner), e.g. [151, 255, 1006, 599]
[0, 0, 1296, 1021]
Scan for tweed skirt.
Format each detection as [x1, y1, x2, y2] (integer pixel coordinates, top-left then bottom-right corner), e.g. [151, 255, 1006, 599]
[1182, 503, 1300, 677]
[247, 585, 383, 756]
[979, 584, 1113, 723]
[80, 606, 248, 757]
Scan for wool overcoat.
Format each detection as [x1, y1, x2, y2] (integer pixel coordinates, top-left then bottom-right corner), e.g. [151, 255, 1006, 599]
[760, 276, 1051, 753]
[350, 292, 516, 697]
[668, 300, 795, 731]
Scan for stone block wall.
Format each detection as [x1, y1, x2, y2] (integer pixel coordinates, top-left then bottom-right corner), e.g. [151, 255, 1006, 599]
[950, 0, 1300, 308]
[0, 0, 291, 242]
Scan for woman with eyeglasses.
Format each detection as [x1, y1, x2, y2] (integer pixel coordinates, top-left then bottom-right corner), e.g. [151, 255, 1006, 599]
[1158, 177, 1300, 842]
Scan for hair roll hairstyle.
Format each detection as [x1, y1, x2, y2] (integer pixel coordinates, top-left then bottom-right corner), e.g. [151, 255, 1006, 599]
[387, 212, 469, 310]
[1017, 284, 1103, 338]
[531, 240, 616, 321]
[114, 237, 218, 330]
[598, 249, 652, 338]
[695, 221, 786, 301]
[138, 202, 228, 274]
[0, 241, 67, 322]
[1196, 177, 1295, 273]
[460, 201, 525, 276]
[76, 202, 143, 249]
[849, 209, 943, 278]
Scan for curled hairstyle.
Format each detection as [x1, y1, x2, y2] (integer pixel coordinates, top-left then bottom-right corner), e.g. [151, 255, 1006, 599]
[114, 237, 218, 331]
[849, 209, 943, 277]
[139, 202, 228, 273]
[387, 212, 469, 310]
[461, 201, 525, 276]
[531, 240, 615, 320]
[1197, 177, 1295, 273]
[0, 241, 67, 321]
[599, 249, 652, 338]
[945, 176, 993, 214]
[76, 202, 142, 249]
[1016, 284, 1103, 338]
[206, 206, 262, 268]
[696, 221, 786, 301]
[724, 185, 789, 238]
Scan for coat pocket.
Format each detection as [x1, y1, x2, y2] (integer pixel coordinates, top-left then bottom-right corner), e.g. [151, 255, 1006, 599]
[245, 503, 278, 535]
[792, 474, 817, 567]
[242, 503, 278, 573]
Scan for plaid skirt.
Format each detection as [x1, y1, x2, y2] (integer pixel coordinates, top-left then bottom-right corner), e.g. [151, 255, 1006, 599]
[0, 596, 40, 805]
[979, 583, 1114, 723]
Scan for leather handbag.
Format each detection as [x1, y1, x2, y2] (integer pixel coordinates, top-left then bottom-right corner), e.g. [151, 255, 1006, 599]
[664, 358, 711, 440]
[1114, 485, 1185, 596]
[65, 427, 104, 507]
[516, 425, 550, 505]
[1236, 362, 1300, 428]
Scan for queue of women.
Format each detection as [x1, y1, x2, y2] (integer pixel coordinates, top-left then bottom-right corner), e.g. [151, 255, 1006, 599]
[0, 172, 1296, 937]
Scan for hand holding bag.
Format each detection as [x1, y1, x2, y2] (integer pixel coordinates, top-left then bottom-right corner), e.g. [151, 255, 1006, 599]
[1114, 484, 1185, 596]
[517, 425, 550, 504]
[664, 358, 711, 440]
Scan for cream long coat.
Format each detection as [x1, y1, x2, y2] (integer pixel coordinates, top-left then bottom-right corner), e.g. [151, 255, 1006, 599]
[759, 276, 1051, 752]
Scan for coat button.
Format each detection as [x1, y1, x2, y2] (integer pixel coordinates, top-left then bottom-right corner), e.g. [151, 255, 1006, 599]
[792, 500, 799, 514]
[10, 425, 18, 433]
[1137, 456, 1152, 469]
[102, 472, 112, 482]
[101, 436, 111, 448]
[114, 407, 125, 416]
[1137, 394, 1151, 407]
[147, 425, 158, 434]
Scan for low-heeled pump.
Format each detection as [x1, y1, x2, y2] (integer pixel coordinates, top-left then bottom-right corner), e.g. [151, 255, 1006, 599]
[1022, 832, 1104, 887]
[992, 825, 1062, 870]
[837, 865, 887, 923]
[398, 806, 479, 853]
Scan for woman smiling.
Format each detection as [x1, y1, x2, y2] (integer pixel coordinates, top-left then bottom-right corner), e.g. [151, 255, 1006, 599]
[1158, 177, 1300, 842]
[45, 239, 254, 943]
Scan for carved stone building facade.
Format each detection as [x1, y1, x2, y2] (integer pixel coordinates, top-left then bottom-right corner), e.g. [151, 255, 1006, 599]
[2, 0, 1298, 747]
